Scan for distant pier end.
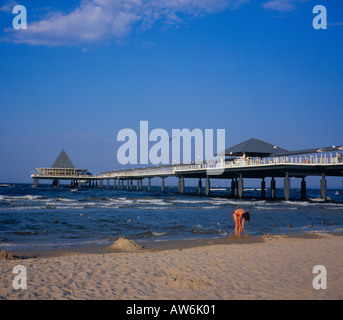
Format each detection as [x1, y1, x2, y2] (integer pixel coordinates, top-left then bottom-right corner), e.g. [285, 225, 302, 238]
[31, 149, 93, 188]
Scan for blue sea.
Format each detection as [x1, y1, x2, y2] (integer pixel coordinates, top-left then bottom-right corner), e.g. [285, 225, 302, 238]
[0, 183, 343, 251]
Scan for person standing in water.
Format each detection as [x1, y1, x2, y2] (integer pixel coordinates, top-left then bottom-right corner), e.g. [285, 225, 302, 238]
[233, 208, 250, 236]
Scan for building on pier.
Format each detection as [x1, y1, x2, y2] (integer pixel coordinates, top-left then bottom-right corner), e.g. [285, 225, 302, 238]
[31, 149, 91, 187]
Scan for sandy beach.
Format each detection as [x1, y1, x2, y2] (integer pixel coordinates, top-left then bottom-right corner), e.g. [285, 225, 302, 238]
[1, 233, 342, 300]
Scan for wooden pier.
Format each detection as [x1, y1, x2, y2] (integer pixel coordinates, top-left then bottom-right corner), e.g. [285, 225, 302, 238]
[30, 138, 343, 201]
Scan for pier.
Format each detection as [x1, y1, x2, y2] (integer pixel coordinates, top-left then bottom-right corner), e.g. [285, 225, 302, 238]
[31, 138, 343, 201]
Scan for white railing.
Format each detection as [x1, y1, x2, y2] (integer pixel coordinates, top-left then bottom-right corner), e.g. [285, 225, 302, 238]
[100, 151, 343, 179]
[33, 151, 343, 180]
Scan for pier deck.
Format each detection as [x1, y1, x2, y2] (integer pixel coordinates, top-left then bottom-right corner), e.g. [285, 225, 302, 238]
[31, 150, 343, 201]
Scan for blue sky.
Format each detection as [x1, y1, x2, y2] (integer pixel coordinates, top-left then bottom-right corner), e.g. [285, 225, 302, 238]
[0, 0, 342, 185]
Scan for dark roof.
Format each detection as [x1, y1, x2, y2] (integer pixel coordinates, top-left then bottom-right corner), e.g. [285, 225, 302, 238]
[221, 138, 289, 157]
[276, 145, 343, 156]
[52, 150, 75, 169]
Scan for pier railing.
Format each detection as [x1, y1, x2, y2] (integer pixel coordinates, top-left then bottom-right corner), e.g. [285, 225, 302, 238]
[100, 151, 343, 179]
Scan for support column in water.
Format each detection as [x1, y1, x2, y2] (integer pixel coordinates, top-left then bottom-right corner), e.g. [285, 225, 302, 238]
[238, 174, 243, 199]
[284, 173, 290, 201]
[231, 179, 235, 197]
[270, 177, 276, 199]
[301, 177, 306, 200]
[121, 179, 124, 190]
[198, 178, 202, 195]
[126, 179, 129, 190]
[180, 177, 185, 194]
[161, 177, 165, 192]
[113, 178, 116, 190]
[261, 178, 266, 199]
[136, 179, 139, 191]
[148, 177, 151, 191]
[205, 177, 210, 196]
[139, 179, 142, 191]
[232, 178, 238, 198]
[107, 179, 109, 189]
[321, 173, 327, 200]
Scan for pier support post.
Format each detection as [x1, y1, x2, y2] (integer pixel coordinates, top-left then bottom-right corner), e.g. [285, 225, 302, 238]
[234, 178, 239, 197]
[107, 179, 109, 189]
[121, 179, 124, 190]
[130, 179, 133, 191]
[270, 177, 276, 199]
[320, 173, 327, 200]
[126, 179, 129, 191]
[205, 177, 210, 196]
[180, 177, 185, 194]
[33, 178, 39, 187]
[198, 178, 202, 195]
[136, 179, 139, 191]
[261, 178, 266, 199]
[113, 179, 116, 190]
[284, 173, 290, 201]
[231, 179, 236, 197]
[161, 177, 165, 192]
[178, 177, 181, 193]
[139, 179, 142, 191]
[148, 177, 151, 191]
[238, 174, 243, 199]
[301, 177, 306, 200]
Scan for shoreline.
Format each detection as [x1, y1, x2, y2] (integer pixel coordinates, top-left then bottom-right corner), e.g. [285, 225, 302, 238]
[6, 231, 339, 259]
[1, 232, 342, 299]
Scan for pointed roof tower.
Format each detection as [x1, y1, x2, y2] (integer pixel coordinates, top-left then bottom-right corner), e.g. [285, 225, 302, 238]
[51, 149, 75, 169]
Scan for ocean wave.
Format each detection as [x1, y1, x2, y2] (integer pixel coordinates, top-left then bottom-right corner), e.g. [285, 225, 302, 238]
[138, 230, 169, 238]
[3, 195, 46, 201]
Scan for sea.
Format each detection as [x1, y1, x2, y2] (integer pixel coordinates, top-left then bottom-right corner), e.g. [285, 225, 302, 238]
[1, 183, 343, 251]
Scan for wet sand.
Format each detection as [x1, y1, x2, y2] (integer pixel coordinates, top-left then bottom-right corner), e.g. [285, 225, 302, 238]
[1, 233, 342, 300]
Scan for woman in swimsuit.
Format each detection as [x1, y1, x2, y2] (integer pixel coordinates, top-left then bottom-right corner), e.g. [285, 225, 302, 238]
[233, 208, 250, 237]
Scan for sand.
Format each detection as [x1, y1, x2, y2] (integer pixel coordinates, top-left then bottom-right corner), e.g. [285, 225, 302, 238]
[0, 233, 342, 300]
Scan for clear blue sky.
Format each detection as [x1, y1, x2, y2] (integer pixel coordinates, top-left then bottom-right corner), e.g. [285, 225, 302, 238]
[0, 0, 342, 185]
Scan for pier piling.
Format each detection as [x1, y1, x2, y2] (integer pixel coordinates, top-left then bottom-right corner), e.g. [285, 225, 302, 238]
[270, 177, 276, 199]
[198, 178, 202, 195]
[238, 175, 243, 199]
[205, 177, 210, 196]
[261, 178, 266, 199]
[161, 177, 165, 192]
[180, 177, 185, 194]
[284, 173, 290, 201]
[321, 173, 327, 200]
[301, 177, 306, 200]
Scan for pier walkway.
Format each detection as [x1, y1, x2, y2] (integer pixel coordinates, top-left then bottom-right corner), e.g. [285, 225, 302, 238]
[31, 139, 343, 201]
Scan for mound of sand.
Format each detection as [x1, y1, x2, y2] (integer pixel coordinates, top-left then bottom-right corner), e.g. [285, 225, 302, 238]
[108, 238, 142, 251]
